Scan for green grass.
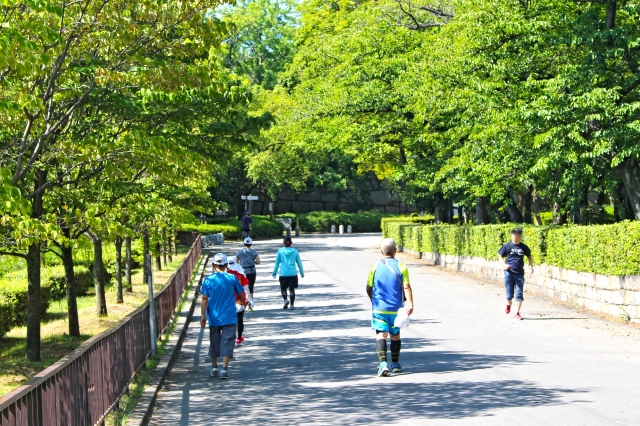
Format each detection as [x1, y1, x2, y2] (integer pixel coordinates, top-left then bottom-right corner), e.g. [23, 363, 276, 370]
[0, 246, 191, 396]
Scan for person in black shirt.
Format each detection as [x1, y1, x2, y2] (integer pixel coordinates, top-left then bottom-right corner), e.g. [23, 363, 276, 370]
[498, 227, 534, 320]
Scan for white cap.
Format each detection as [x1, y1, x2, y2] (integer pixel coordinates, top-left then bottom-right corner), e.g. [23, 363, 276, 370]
[228, 258, 236, 265]
[244, 237, 253, 245]
[212, 253, 228, 266]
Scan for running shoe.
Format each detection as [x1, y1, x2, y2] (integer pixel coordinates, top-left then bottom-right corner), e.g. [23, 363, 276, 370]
[390, 363, 403, 373]
[289, 304, 295, 310]
[236, 336, 245, 345]
[515, 313, 523, 320]
[505, 304, 511, 314]
[377, 362, 390, 377]
[283, 300, 290, 309]
[210, 367, 219, 377]
[220, 369, 230, 379]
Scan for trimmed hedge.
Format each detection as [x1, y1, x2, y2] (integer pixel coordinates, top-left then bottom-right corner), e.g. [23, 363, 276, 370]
[381, 215, 436, 238]
[383, 221, 640, 276]
[296, 211, 391, 233]
[181, 218, 283, 241]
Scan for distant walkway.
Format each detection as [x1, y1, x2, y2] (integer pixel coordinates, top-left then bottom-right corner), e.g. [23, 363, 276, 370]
[147, 234, 640, 425]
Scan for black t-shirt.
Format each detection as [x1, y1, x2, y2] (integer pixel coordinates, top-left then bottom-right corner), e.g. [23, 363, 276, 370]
[241, 216, 252, 230]
[498, 242, 531, 274]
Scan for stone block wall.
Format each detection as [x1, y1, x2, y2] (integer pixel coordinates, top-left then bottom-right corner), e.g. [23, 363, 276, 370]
[399, 247, 640, 322]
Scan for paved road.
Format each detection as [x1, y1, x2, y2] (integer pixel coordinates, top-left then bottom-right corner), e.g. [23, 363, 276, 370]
[147, 234, 640, 425]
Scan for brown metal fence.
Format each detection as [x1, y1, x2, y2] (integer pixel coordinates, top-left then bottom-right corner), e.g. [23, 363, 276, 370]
[0, 235, 202, 426]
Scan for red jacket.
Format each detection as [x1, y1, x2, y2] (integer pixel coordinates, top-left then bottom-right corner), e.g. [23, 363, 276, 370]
[228, 269, 248, 304]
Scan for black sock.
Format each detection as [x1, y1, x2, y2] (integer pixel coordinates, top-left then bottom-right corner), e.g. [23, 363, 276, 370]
[289, 289, 296, 305]
[391, 339, 401, 363]
[376, 339, 387, 363]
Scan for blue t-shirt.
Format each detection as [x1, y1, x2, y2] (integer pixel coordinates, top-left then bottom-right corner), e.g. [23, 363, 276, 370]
[200, 272, 244, 326]
[498, 242, 531, 274]
[367, 258, 410, 314]
[241, 216, 253, 231]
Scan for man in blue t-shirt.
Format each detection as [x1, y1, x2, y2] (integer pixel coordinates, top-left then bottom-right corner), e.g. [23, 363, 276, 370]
[200, 253, 244, 379]
[241, 212, 253, 239]
[366, 238, 414, 377]
[498, 227, 534, 320]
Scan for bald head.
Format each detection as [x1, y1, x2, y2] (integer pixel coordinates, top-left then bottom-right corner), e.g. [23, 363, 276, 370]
[380, 238, 397, 257]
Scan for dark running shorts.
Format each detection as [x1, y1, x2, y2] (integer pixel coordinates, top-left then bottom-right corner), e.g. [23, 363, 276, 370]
[279, 276, 298, 291]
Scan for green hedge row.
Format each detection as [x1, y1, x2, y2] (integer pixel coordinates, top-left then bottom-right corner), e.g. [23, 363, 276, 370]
[0, 265, 92, 338]
[294, 211, 392, 233]
[383, 221, 640, 276]
[181, 217, 284, 241]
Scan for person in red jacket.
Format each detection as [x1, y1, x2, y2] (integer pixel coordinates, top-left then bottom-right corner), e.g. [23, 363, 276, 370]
[227, 258, 250, 344]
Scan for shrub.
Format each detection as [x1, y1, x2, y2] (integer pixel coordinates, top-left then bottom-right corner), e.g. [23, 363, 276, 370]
[0, 273, 53, 338]
[381, 215, 436, 238]
[383, 220, 640, 276]
[297, 211, 391, 233]
[180, 223, 242, 240]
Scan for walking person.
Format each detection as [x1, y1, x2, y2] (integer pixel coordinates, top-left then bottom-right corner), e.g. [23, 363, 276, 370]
[241, 212, 253, 239]
[498, 227, 534, 320]
[272, 236, 304, 310]
[227, 258, 252, 344]
[236, 237, 261, 302]
[200, 253, 245, 379]
[366, 238, 414, 377]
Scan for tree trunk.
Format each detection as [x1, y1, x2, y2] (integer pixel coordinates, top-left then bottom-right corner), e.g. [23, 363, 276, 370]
[155, 241, 161, 271]
[25, 243, 42, 361]
[143, 231, 150, 285]
[447, 199, 454, 224]
[25, 169, 46, 361]
[475, 197, 490, 225]
[532, 191, 543, 226]
[61, 228, 80, 337]
[616, 159, 640, 220]
[434, 200, 447, 224]
[91, 234, 108, 316]
[125, 237, 132, 292]
[458, 206, 465, 224]
[115, 237, 123, 303]
[162, 229, 167, 266]
[506, 203, 524, 223]
[524, 187, 533, 224]
[553, 201, 566, 225]
[168, 235, 173, 263]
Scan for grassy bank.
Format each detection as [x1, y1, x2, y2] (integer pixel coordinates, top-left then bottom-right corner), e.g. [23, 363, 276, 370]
[0, 246, 191, 396]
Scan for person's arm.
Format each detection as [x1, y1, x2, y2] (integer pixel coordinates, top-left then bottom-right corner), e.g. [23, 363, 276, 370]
[255, 253, 261, 265]
[399, 263, 414, 315]
[366, 265, 375, 301]
[526, 248, 534, 273]
[249, 218, 253, 229]
[272, 251, 281, 278]
[296, 251, 304, 277]
[200, 295, 208, 328]
[498, 245, 510, 270]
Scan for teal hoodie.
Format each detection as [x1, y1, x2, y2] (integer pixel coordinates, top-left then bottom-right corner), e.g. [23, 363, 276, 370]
[272, 247, 304, 278]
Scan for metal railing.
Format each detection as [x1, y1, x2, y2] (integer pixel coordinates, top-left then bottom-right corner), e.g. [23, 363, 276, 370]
[0, 235, 202, 426]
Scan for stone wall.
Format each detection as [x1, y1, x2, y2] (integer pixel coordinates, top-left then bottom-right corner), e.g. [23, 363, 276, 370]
[249, 186, 415, 215]
[400, 247, 640, 322]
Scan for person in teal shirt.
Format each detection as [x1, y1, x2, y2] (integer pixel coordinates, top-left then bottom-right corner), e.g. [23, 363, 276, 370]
[272, 236, 304, 310]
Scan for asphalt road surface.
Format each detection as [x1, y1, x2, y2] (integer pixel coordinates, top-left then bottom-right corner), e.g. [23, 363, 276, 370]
[146, 234, 640, 425]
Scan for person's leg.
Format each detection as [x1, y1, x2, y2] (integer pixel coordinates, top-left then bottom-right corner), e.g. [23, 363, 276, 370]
[220, 325, 237, 374]
[515, 274, 525, 314]
[390, 332, 401, 368]
[237, 310, 245, 337]
[376, 331, 388, 363]
[280, 277, 289, 308]
[289, 288, 295, 306]
[209, 326, 222, 368]
[504, 271, 515, 311]
[247, 273, 256, 299]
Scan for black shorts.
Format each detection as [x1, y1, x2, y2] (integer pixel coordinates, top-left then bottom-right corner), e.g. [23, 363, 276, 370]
[246, 273, 257, 293]
[279, 276, 298, 291]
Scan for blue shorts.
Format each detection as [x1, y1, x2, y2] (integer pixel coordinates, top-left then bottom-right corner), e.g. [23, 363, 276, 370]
[504, 270, 525, 302]
[371, 312, 400, 335]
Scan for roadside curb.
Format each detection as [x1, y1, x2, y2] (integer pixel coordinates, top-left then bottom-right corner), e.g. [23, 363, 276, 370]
[125, 253, 210, 426]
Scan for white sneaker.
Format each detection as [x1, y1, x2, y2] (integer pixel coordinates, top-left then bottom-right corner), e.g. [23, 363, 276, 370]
[220, 368, 230, 379]
[210, 367, 219, 377]
[283, 300, 289, 309]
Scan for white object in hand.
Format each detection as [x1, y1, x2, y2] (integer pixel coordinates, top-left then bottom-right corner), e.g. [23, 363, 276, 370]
[394, 307, 411, 328]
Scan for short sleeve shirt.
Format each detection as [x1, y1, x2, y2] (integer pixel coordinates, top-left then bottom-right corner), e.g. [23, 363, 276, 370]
[200, 272, 244, 326]
[241, 216, 253, 230]
[236, 248, 259, 274]
[498, 242, 531, 274]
